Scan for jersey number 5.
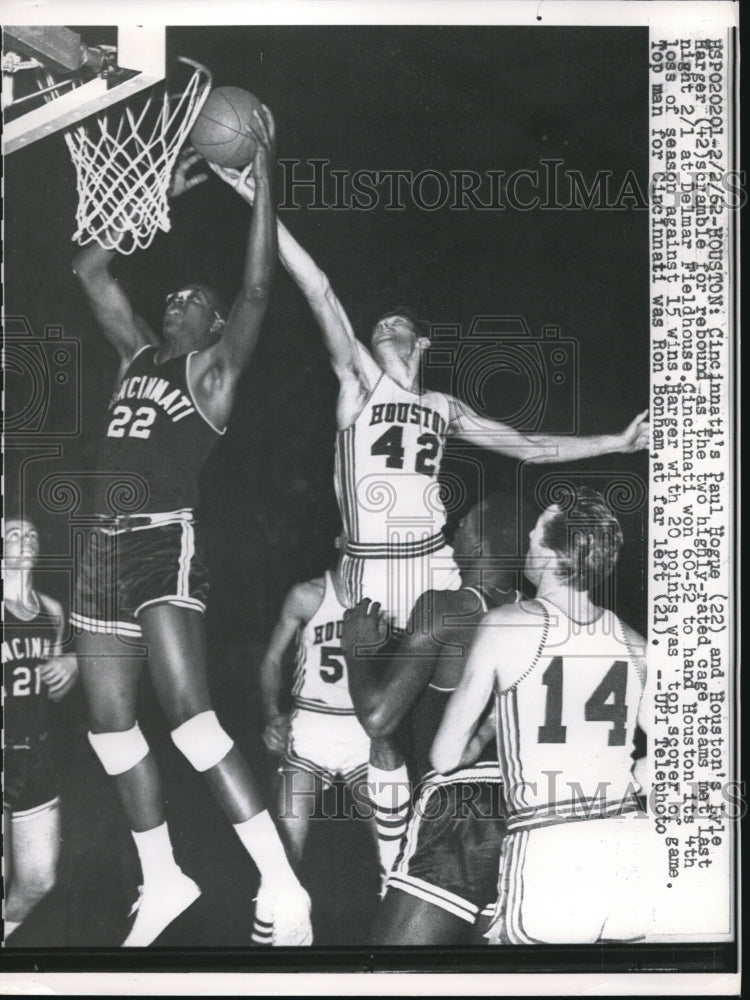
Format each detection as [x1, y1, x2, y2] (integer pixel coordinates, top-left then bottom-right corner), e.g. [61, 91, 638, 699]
[320, 645, 345, 684]
[537, 657, 629, 747]
[107, 404, 156, 439]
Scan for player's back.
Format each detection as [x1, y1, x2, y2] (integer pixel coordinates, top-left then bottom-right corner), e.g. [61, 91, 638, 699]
[497, 598, 644, 831]
[411, 585, 519, 783]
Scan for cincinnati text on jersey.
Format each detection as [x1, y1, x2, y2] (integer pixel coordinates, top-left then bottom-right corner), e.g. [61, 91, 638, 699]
[2, 636, 54, 662]
[109, 375, 196, 423]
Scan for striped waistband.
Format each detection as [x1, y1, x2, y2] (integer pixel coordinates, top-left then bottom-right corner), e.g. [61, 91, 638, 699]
[94, 508, 195, 535]
[293, 697, 357, 716]
[506, 795, 645, 833]
[344, 530, 447, 559]
[419, 761, 503, 789]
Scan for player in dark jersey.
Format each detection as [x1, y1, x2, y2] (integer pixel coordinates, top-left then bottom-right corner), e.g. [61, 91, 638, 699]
[340, 492, 521, 944]
[2, 517, 78, 943]
[70, 107, 312, 947]
[431, 487, 655, 943]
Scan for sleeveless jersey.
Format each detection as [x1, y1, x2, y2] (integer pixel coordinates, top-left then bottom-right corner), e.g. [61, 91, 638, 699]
[94, 346, 223, 514]
[496, 598, 645, 831]
[411, 586, 520, 782]
[2, 605, 59, 743]
[334, 373, 452, 545]
[291, 573, 356, 715]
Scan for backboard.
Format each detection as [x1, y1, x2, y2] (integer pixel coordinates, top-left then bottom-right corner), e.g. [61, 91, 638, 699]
[2, 26, 165, 154]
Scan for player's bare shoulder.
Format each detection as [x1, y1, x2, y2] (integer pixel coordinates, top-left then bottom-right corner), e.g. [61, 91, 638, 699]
[336, 340, 381, 427]
[285, 576, 326, 624]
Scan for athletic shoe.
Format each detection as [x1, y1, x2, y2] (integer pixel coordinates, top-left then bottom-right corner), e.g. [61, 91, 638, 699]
[122, 871, 201, 947]
[251, 881, 312, 946]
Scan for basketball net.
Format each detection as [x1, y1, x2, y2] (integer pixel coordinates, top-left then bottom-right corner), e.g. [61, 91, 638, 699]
[65, 58, 212, 254]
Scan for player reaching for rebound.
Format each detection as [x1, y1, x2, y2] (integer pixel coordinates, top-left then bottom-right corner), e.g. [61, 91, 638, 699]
[70, 106, 312, 946]
[3, 517, 78, 944]
[341, 494, 520, 945]
[431, 487, 655, 944]
[253, 550, 379, 942]
[209, 157, 649, 883]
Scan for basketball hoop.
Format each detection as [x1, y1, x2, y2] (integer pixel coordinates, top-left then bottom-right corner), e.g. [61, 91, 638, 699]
[64, 57, 212, 254]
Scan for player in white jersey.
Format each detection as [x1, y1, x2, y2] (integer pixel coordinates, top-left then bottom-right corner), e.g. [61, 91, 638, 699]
[211, 161, 649, 854]
[255, 561, 377, 943]
[432, 487, 656, 944]
[210, 166, 650, 632]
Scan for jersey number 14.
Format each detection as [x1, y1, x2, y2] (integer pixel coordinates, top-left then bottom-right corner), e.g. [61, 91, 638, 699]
[537, 657, 629, 747]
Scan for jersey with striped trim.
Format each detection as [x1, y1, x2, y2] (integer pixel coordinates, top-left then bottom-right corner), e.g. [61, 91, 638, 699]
[496, 599, 645, 828]
[292, 572, 357, 715]
[334, 373, 452, 544]
[94, 346, 223, 515]
[2, 606, 59, 743]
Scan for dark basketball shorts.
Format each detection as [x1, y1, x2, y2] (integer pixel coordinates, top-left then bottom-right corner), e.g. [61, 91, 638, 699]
[387, 763, 507, 923]
[3, 733, 60, 818]
[71, 510, 209, 639]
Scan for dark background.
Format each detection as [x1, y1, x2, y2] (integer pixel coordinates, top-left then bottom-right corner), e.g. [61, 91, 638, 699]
[3, 24, 652, 953]
[5, 24, 650, 643]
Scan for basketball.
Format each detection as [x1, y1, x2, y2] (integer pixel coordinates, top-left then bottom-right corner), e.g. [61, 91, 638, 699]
[189, 86, 263, 168]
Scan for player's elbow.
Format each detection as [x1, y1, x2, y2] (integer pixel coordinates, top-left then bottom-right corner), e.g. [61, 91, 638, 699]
[429, 742, 457, 775]
[241, 278, 272, 305]
[72, 243, 102, 276]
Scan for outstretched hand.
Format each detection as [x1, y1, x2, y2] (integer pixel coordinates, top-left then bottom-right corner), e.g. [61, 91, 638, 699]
[169, 146, 210, 199]
[262, 713, 290, 755]
[341, 599, 391, 660]
[208, 160, 257, 204]
[207, 103, 276, 205]
[619, 409, 650, 453]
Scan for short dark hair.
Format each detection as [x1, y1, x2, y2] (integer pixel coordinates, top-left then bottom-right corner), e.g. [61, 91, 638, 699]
[477, 490, 520, 558]
[372, 307, 431, 342]
[541, 486, 623, 592]
[195, 283, 229, 320]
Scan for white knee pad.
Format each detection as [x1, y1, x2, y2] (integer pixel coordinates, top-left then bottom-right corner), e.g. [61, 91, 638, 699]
[170, 710, 234, 772]
[88, 724, 150, 776]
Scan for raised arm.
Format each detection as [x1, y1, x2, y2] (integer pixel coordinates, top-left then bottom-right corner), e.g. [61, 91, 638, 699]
[71, 243, 153, 367]
[190, 106, 278, 430]
[259, 580, 322, 753]
[209, 162, 379, 391]
[340, 596, 441, 737]
[449, 399, 649, 463]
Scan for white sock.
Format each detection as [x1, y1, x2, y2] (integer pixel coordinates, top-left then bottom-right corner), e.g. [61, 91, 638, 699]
[132, 822, 181, 886]
[366, 763, 411, 880]
[4, 920, 21, 940]
[233, 810, 300, 894]
[250, 887, 274, 945]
